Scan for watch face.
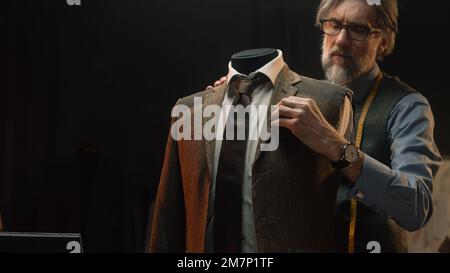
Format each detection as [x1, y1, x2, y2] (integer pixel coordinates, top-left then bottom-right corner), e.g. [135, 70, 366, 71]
[345, 144, 359, 163]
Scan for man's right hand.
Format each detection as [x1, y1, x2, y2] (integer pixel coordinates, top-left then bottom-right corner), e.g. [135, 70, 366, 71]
[206, 76, 227, 89]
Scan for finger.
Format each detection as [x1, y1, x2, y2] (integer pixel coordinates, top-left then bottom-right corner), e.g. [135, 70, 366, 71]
[271, 105, 297, 120]
[206, 85, 214, 90]
[276, 96, 298, 107]
[279, 105, 299, 119]
[270, 105, 281, 121]
[271, 117, 294, 130]
[279, 96, 315, 109]
[213, 76, 228, 87]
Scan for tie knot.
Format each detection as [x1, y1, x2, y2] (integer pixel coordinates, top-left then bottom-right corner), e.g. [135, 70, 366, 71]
[229, 73, 267, 98]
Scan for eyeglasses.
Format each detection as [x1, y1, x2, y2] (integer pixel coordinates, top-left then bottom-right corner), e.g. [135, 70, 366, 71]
[320, 19, 383, 41]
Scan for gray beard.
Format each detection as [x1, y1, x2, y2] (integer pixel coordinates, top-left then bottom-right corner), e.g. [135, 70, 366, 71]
[321, 47, 376, 86]
[322, 62, 356, 85]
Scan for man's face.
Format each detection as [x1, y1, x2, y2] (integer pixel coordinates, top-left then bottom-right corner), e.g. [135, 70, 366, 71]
[321, 0, 387, 85]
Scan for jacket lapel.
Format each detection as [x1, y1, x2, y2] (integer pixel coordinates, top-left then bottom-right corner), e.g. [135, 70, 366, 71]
[252, 65, 302, 164]
[203, 84, 227, 178]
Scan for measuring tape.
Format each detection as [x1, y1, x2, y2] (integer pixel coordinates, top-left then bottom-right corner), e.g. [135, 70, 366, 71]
[348, 71, 383, 253]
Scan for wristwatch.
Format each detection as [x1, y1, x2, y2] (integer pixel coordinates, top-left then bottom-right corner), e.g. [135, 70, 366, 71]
[331, 142, 359, 170]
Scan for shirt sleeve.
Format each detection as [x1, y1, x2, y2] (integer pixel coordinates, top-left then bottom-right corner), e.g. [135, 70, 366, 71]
[349, 93, 443, 231]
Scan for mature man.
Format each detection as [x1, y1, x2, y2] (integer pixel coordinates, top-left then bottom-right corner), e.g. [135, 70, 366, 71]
[212, 0, 442, 252]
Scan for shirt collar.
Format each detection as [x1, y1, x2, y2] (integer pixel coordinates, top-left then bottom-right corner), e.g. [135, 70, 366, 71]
[226, 49, 285, 86]
[348, 63, 380, 105]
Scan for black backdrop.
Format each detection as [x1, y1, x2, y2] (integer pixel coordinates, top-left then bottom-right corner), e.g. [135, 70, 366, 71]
[1, 0, 449, 252]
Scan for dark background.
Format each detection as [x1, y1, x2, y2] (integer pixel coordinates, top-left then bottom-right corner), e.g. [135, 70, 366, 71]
[1, 0, 449, 252]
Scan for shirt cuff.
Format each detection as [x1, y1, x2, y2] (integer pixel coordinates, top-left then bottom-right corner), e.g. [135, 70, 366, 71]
[349, 154, 395, 208]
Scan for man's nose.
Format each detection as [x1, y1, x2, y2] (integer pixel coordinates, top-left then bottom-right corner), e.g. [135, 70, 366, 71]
[335, 28, 351, 47]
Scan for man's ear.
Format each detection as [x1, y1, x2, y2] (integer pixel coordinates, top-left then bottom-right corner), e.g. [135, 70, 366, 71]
[377, 32, 388, 57]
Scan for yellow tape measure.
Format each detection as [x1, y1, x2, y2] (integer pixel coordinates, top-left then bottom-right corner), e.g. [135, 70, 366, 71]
[348, 71, 383, 253]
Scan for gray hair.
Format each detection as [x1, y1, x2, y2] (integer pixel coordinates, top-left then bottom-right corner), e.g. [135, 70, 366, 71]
[315, 0, 398, 60]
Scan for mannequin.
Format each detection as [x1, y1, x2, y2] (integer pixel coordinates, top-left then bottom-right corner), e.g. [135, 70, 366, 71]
[230, 48, 278, 75]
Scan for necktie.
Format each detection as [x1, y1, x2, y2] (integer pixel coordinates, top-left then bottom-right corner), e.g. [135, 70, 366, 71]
[213, 74, 266, 252]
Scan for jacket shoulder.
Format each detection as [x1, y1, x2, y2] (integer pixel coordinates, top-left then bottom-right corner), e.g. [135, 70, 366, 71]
[175, 89, 212, 108]
[296, 76, 353, 101]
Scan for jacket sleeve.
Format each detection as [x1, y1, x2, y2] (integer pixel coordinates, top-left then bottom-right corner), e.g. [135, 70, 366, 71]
[148, 116, 186, 252]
